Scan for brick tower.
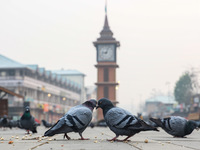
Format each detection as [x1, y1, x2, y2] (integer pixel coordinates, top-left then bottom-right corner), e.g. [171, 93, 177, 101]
[93, 12, 120, 121]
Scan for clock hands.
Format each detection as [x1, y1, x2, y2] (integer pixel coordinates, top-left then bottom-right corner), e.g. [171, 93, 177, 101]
[102, 49, 108, 54]
[104, 50, 108, 54]
[98, 45, 114, 61]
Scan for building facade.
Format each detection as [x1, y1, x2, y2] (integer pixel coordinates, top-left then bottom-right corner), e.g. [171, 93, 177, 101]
[52, 69, 86, 104]
[0, 54, 82, 123]
[145, 95, 177, 118]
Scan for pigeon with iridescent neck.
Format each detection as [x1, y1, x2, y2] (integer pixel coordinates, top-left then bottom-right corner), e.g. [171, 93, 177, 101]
[19, 106, 37, 134]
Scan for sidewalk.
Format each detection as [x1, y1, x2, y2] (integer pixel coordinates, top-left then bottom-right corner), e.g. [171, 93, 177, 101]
[0, 126, 200, 150]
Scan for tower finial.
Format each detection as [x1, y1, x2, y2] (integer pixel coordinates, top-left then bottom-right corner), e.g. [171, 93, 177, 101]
[105, 0, 107, 15]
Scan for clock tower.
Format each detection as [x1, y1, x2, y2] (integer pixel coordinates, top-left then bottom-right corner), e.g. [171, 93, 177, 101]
[93, 13, 120, 120]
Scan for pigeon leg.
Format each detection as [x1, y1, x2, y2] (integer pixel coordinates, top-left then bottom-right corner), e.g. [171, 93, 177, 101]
[107, 135, 119, 141]
[78, 133, 89, 140]
[26, 130, 30, 134]
[122, 135, 133, 141]
[63, 133, 71, 140]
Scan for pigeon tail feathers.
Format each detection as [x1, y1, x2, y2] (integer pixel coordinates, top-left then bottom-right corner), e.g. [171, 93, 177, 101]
[128, 119, 159, 131]
[44, 119, 72, 136]
[44, 120, 62, 136]
[32, 127, 37, 133]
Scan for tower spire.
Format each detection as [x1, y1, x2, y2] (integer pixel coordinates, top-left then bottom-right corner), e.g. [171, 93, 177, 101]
[103, 0, 109, 31]
[105, 0, 107, 15]
[103, 14, 109, 30]
[93, 1, 120, 47]
[97, 0, 115, 41]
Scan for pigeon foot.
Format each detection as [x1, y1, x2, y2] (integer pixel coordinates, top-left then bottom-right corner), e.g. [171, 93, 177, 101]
[107, 136, 119, 141]
[122, 135, 133, 141]
[26, 130, 30, 134]
[63, 133, 71, 140]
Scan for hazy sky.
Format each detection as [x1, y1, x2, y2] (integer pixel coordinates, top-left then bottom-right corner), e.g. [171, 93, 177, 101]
[0, 0, 200, 114]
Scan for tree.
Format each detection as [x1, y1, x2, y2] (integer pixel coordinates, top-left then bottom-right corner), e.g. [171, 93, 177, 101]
[174, 72, 193, 105]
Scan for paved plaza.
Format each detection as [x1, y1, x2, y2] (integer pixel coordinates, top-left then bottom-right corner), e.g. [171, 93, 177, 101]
[0, 126, 200, 150]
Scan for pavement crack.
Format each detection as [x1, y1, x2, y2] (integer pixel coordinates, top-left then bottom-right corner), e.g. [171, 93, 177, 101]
[126, 142, 143, 150]
[29, 141, 49, 150]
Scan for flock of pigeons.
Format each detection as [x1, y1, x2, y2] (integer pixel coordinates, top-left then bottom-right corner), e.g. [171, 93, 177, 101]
[0, 115, 18, 129]
[1, 98, 200, 142]
[0, 107, 52, 133]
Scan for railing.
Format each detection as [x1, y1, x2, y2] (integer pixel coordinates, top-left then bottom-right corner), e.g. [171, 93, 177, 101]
[0, 76, 81, 100]
[0, 76, 24, 80]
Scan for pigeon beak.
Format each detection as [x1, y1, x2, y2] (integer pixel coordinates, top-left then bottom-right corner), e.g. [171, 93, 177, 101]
[96, 105, 100, 109]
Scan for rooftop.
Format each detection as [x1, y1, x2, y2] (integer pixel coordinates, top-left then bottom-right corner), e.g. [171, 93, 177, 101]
[0, 54, 26, 68]
[146, 95, 177, 104]
[0, 54, 82, 88]
[52, 69, 85, 76]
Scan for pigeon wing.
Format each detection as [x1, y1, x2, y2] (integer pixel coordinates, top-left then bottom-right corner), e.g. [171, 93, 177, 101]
[105, 107, 138, 129]
[65, 106, 92, 130]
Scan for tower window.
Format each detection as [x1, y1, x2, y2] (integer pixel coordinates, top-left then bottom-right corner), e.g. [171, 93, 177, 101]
[104, 86, 109, 98]
[104, 68, 109, 82]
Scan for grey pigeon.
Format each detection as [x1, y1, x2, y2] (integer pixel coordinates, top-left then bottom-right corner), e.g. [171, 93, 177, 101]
[9, 120, 19, 128]
[150, 116, 200, 137]
[96, 98, 158, 141]
[0, 115, 12, 129]
[44, 99, 97, 140]
[19, 106, 37, 134]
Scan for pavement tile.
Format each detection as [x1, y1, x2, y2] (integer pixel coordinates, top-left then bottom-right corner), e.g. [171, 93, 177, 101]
[0, 126, 200, 150]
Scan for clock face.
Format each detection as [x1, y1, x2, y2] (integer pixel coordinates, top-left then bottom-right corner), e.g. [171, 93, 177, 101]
[97, 44, 115, 61]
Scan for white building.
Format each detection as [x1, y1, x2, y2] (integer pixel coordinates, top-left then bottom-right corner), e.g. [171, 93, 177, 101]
[52, 69, 86, 103]
[0, 54, 82, 123]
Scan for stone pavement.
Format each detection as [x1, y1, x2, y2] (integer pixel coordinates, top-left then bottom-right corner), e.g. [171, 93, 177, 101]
[0, 126, 200, 150]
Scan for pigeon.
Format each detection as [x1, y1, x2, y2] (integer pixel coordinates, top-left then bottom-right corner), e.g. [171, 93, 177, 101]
[0, 115, 12, 129]
[96, 98, 159, 141]
[19, 106, 37, 134]
[44, 99, 97, 140]
[9, 120, 19, 128]
[150, 116, 200, 137]
[42, 119, 53, 128]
